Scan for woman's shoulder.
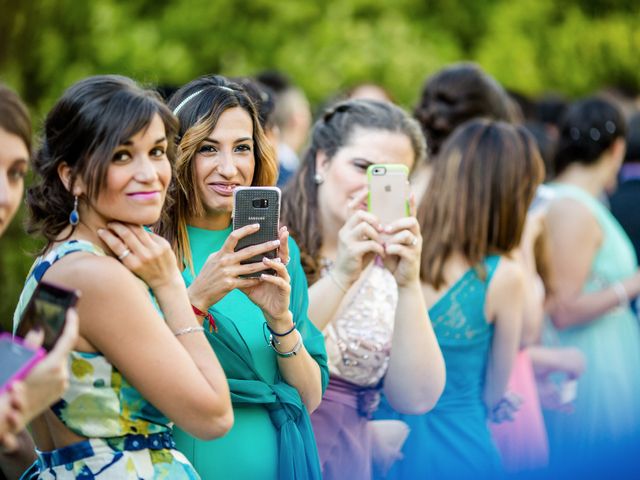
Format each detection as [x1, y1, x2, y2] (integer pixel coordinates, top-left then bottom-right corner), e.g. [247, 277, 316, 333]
[46, 250, 144, 296]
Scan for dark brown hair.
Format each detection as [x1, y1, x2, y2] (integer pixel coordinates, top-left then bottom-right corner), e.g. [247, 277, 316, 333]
[26, 75, 177, 245]
[414, 63, 517, 157]
[0, 83, 32, 156]
[553, 97, 627, 175]
[156, 75, 277, 271]
[418, 119, 545, 289]
[281, 99, 427, 284]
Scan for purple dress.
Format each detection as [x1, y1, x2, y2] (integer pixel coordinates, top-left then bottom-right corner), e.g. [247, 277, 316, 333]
[311, 262, 397, 480]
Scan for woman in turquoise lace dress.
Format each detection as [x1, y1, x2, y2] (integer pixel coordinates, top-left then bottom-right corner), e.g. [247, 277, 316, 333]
[155, 75, 328, 480]
[543, 98, 640, 461]
[376, 119, 545, 478]
[12, 75, 232, 479]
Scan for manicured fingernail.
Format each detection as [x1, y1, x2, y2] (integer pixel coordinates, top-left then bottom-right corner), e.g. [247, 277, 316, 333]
[384, 226, 392, 233]
[272, 240, 281, 246]
[97, 229, 105, 235]
[253, 223, 260, 228]
[273, 257, 282, 263]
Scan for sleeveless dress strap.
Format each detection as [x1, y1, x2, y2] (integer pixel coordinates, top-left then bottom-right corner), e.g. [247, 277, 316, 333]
[484, 255, 501, 285]
[29, 239, 105, 283]
[13, 240, 105, 333]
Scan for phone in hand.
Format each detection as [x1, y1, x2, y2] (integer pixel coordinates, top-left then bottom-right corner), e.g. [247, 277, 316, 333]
[232, 186, 281, 277]
[367, 164, 410, 230]
[0, 333, 45, 394]
[15, 281, 79, 352]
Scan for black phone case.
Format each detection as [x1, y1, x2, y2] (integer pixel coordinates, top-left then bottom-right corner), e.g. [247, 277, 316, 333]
[16, 281, 78, 351]
[233, 187, 281, 277]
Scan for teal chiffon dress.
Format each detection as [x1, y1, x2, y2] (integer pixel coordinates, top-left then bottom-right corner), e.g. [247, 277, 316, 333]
[173, 225, 329, 480]
[375, 256, 503, 479]
[543, 184, 640, 460]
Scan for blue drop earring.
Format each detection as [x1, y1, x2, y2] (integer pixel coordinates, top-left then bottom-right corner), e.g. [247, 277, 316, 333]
[69, 195, 79, 226]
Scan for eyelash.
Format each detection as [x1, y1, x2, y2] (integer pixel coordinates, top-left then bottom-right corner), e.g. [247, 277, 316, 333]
[198, 144, 252, 154]
[8, 168, 26, 181]
[112, 147, 166, 162]
[354, 161, 371, 171]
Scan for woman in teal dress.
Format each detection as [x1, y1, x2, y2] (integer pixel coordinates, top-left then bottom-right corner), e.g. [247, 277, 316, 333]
[156, 75, 328, 480]
[543, 98, 640, 461]
[11, 75, 233, 479]
[376, 120, 545, 478]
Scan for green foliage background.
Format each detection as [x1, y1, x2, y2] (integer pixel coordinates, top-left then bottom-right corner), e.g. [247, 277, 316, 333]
[1, 0, 639, 329]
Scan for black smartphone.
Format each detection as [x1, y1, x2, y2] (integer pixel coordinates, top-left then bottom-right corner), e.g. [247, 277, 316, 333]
[0, 333, 45, 394]
[232, 186, 281, 277]
[15, 281, 79, 351]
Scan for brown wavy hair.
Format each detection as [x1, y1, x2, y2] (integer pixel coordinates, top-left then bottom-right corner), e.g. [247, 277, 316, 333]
[281, 99, 427, 284]
[418, 119, 545, 289]
[26, 75, 177, 249]
[155, 75, 277, 271]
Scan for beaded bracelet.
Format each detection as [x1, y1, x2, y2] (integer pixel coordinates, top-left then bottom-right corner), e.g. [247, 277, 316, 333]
[269, 329, 303, 358]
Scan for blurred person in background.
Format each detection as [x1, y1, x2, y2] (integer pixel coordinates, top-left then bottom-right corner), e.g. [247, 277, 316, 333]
[0, 84, 79, 479]
[159, 75, 327, 480]
[10, 75, 233, 479]
[231, 77, 279, 149]
[346, 83, 394, 103]
[257, 70, 312, 187]
[410, 63, 517, 201]
[609, 112, 640, 260]
[376, 119, 544, 479]
[543, 97, 640, 461]
[281, 99, 445, 480]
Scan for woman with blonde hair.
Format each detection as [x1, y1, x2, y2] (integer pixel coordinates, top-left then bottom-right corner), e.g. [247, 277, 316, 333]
[156, 75, 328, 480]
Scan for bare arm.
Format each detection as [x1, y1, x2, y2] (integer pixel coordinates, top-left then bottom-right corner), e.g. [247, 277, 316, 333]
[382, 217, 445, 414]
[242, 229, 323, 412]
[384, 282, 445, 414]
[484, 258, 524, 411]
[545, 198, 640, 329]
[308, 207, 385, 331]
[48, 240, 232, 440]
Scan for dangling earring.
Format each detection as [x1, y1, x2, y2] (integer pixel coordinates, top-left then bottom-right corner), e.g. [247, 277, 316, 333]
[314, 173, 324, 185]
[69, 195, 79, 226]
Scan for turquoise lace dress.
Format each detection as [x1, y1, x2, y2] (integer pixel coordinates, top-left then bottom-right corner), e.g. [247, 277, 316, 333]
[13, 240, 199, 480]
[543, 184, 640, 459]
[375, 256, 503, 479]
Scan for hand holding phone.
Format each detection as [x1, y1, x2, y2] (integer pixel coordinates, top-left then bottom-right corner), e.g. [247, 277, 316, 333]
[367, 164, 410, 231]
[0, 334, 45, 396]
[15, 282, 79, 351]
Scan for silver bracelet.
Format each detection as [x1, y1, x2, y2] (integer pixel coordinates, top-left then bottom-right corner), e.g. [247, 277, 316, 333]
[269, 329, 303, 358]
[612, 281, 629, 307]
[174, 326, 205, 337]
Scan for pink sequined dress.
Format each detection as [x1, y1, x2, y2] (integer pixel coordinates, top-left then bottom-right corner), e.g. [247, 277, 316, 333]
[311, 262, 397, 480]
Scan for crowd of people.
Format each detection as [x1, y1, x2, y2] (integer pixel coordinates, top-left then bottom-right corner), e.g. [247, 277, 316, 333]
[1, 62, 639, 480]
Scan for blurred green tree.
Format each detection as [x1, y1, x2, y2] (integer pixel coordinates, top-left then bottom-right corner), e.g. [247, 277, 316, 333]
[1, 0, 639, 329]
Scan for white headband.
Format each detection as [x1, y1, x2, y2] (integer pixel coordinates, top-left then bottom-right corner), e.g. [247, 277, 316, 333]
[172, 89, 204, 115]
[172, 86, 236, 116]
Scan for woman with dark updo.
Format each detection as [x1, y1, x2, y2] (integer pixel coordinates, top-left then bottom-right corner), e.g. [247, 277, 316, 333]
[543, 97, 640, 459]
